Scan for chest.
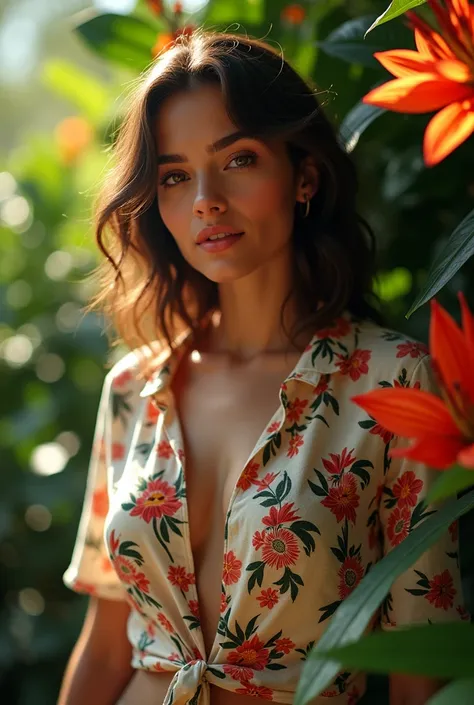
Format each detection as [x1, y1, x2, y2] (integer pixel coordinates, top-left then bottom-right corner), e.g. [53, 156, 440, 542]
[173, 359, 300, 550]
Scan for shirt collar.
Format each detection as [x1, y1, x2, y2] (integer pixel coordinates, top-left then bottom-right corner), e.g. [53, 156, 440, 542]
[139, 311, 358, 399]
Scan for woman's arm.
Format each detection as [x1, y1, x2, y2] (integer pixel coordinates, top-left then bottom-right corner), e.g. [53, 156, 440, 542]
[390, 673, 445, 705]
[57, 597, 134, 705]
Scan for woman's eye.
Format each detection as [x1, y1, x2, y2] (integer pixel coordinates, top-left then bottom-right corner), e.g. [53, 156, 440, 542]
[227, 153, 257, 169]
[160, 172, 188, 188]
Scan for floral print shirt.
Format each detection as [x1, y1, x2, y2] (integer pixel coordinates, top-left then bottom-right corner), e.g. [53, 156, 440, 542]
[63, 313, 468, 704]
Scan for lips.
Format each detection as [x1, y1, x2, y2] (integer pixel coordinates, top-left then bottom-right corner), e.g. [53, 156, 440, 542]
[196, 224, 243, 244]
[198, 232, 244, 254]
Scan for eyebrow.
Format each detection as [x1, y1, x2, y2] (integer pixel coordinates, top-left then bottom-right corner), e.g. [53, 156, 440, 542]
[157, 130, 254, 165]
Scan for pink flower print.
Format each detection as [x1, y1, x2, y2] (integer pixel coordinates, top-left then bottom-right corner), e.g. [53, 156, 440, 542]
[262, 502, 300, 527]
[157, 440, 174, 458]
[321, 473, 360, 524]
[257, 588, 279, 609]
[261, 527, 300, 569]
[157, 613, 174, 633]
[267, 421, 280, 434]
[112, 555, 138, 586]
[222, 550, 242, 585]
[322, 447, 356, 476]
[392, 471, 423, 509]
[287, 434, 304, 458]
[130, 477, 182, 522]
[91, 486, 108, 518]
[167, 565, 195, 592]
[253, 472, 278, 491]
[227, 635, 269, 671]
[146, 398, 161, 424]
[113, 369, 133, 388]
[286, 397, 308, 423]
[313, 377, 329, 396]
[275, 637, 295, 654]
[189, 600, 200, 619]
[336, 349, 371, 381]
[426, 570, 456, 611]
[237, 461, 260, 491]
[387, 507, 411, 546]
[252, 530, 265, 550]
[235, 682, 273, 700]
[220, 593, 229, 613]
[369, 422, 393, 445]
[317, 317, 351, 340]
[396, 341, 428, 359]
[112, 442, 125, 460]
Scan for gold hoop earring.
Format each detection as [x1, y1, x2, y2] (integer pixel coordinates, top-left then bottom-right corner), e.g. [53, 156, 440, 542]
[302, 194, 310, 218]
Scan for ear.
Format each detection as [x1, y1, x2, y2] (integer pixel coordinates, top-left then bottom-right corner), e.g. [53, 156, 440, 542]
[295, 155, 319, 203]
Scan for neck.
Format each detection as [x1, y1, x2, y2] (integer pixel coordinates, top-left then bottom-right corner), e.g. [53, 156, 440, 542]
[207, 252, 313, 361]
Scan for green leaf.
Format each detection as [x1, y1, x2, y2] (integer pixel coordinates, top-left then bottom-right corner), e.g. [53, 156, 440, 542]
[73, 10, 160, 72]
[406, 207, 474, 318]
[427, 679, 474, 705]
[319, 13, 414, 68]
[203, 0, 263, 24]
[319, 623, 474, 678]
[365, 0, 427, 36]
[428, 465, 474, 503]
[339, 100, 386, 153]
[318, 16, 383, 68]
[373, 267, 413, 303]
[41, 59, 111, 123]
[294, 489, 474, 705]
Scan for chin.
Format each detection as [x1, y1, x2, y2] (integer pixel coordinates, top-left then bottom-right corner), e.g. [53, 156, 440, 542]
[199, 260, 259, 284]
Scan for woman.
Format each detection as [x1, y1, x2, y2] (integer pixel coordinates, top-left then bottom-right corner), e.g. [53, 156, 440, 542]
[57, 31, 466, 705]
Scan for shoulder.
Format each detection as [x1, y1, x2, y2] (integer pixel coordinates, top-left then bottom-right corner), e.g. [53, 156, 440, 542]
[350, 317, 432, 389]
[103, 341, 171, 398]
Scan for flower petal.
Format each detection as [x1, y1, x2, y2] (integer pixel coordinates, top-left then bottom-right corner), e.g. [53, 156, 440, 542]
[373, 49, 435, 78]
[451, 0, 471, 23]
[424, 99, 474, 165]
[435, 58, 473, 82]
[409, 14, 455, 60]
[457, 443, 474, 469]
[352, 387, 460, 438]
[429, 298, 474, 406]
[390, 435, 466, 470]
[363, 73, 472, 113]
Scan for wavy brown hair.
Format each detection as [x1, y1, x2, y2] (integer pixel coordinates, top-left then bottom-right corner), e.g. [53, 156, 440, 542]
[88, 29, 383, 377]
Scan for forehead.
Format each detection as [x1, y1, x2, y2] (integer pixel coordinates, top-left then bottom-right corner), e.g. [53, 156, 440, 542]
[154, 83, 236, 149]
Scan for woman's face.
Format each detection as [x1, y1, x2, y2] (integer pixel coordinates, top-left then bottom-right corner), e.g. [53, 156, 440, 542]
[154, 83, 307, 283]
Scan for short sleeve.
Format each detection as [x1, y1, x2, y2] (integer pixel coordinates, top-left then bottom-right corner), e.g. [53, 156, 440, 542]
[62, 369, 127, 601]
[379, 355, 470, 629]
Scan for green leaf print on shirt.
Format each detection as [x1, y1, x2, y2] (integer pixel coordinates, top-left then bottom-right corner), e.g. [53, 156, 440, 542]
[247, 473, 320, 600]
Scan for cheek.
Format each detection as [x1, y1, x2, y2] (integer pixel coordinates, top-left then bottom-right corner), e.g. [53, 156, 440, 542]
[157, 192, 191, 247]
[238, 172, 295, 216]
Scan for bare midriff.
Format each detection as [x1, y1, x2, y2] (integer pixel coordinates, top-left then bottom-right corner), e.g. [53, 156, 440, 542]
[118, 346, 303, 705]
[117, 671, 273, 705]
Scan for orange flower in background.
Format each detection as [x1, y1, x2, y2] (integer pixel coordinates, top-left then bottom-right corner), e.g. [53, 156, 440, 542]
[151, 25, 195, 58]
[281, 4, 306, 25]
[146, 0, 163, 14]
[352, 293, 474, 470]
[55, 116, 93, 164]
[152, 31, 175, 57]
[363, 0, 474, 166]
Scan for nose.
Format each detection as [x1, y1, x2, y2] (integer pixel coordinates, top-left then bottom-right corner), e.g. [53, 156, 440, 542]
[193, 177, 227, 218]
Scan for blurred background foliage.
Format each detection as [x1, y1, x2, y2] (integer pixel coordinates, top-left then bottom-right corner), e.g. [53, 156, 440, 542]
[0, 0, 473, 703]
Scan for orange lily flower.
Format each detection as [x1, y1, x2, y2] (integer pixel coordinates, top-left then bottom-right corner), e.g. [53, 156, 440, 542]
[352, 293, 474, 470]
[363, 0, 474, 166]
